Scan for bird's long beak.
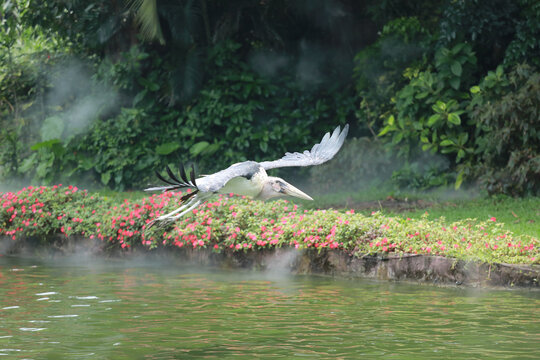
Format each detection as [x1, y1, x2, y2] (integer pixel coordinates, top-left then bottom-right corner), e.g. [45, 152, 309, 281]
[282, 182, 313, 201]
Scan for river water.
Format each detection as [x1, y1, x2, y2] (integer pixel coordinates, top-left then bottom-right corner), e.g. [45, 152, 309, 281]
[0, 255, 538, 359]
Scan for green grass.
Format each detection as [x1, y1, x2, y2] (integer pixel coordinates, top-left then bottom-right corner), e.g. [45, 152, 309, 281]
[396, 197, 540, 239]
[303, 188, 539, 239]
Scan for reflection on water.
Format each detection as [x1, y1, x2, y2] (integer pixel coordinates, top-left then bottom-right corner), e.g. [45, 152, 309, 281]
[0, 255, 538, 359]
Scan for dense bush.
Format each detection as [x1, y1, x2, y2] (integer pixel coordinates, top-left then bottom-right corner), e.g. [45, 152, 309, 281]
[353, 17, 433, 134]
[469, 64, 540, 195]
[1, 185, 537, 264]
[503, 0, 540, 68]
[8, 41, 353, 190]
[353, 1, 539, 194]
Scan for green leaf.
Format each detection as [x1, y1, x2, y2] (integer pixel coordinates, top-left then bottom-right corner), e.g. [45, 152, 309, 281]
[440, 139, 454, 146]
[427, 114, 441, 126]
[433, 101, 446, 113]
[378, 126, 392, 136]
[448, 113, 461, 125]
[203, 143, 221, 155]
[133, 90, 147, 106]
[457, 149, 465, 161]
[450, 61, 462, 76]
[455, 170, 464, 190]
[19, 153, 37, 173]
[415, 92, 429, 99]
[31, 139, 61, 151]
[41, 116, 64, 141]
[36, 161, 50, 179]
[392, 132, 403, 144]
[459, 132, 469, 145]
[156, 142, 181, 155]
[451, 43, 465, 55]
[101, 172, 111, 185]
[387, 115, 395, 125]
[470, 85, 481, 94]
[189, 141, 210, 156]
[79, 157, 96, 171]
[449, 77, 460, 90]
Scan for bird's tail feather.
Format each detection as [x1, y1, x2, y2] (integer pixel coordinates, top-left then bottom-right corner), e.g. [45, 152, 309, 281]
[144, 163, 198, 193]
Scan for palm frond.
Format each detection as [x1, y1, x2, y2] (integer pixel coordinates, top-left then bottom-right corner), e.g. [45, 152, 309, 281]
[126, 0, 165, 45]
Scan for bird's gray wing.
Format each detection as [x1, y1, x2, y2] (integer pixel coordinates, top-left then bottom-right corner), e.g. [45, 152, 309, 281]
[196, 161, 262, 193]
[259, 124, 349, 170]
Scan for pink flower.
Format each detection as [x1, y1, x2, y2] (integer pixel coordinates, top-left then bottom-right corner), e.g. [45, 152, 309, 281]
[490, 217, 496, 222]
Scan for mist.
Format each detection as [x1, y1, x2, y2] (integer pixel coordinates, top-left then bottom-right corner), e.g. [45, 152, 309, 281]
[45, 59, 118, 140]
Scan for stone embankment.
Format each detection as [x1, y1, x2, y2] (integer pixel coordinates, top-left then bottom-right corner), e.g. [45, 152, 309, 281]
[2, 236, 538, 288]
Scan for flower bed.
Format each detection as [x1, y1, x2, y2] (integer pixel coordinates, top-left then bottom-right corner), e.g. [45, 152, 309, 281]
[0, 185, 538, 265]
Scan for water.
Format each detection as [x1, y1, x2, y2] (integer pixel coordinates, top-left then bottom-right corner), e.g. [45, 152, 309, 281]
[0, 256, 538, 359]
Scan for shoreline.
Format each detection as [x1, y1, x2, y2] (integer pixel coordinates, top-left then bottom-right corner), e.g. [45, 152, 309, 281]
[2, 236, 538, 288]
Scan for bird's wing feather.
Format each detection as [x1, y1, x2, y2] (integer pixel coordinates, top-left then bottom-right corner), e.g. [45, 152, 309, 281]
[196, 161, 262, 193]
[259, 124, 349, 170]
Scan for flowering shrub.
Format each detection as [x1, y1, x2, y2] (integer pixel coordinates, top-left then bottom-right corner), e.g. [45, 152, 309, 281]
[1, 185, 537, 264]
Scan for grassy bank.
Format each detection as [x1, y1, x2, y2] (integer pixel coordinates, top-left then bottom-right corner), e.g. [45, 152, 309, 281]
[1, 185, 538, 265]
[308, 189, 539, 239]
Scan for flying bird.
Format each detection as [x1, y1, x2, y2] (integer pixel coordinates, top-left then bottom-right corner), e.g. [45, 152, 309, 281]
[145, 124, 349, 224]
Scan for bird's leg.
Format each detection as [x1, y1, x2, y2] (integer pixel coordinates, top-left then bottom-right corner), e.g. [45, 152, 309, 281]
[166, 193, 212, 221]
[146, 197, 198, 229]
[167, 199, 202, 221]
[155, 196, 198, 222]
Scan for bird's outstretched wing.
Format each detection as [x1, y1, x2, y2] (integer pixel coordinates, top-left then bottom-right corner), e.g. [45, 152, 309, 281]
[259, 124, 349, 170]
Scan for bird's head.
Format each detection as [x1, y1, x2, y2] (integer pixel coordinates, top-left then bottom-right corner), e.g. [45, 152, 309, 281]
[257, 176, 313, 201]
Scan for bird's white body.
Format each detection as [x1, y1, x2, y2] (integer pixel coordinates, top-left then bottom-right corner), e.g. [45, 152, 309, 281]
[217, 173, 264, 197]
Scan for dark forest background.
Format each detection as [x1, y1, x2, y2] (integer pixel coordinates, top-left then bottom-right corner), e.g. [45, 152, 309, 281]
[1, 0, 538, 195]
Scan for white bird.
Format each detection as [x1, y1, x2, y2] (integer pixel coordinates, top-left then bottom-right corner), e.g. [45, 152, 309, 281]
[145, 124, 349, 225]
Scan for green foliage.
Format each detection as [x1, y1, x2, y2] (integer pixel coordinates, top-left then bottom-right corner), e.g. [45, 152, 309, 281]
[354, 17, 433, 133]
[469, 64, 540, 195]
[366, 0, 445, 28]
[355, 2, 540, 194]
[438, 0, 521, 69]
[379, 43, 476, 165]
[0, 0, 70, 179]
[2, 0, 540, 197]
[20, 0, 122, 53]
[175, 41, 354, 174]
[5, 40, 353, 190]
[504, 0, 540, 68]
[391, 156, 452, 190]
